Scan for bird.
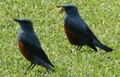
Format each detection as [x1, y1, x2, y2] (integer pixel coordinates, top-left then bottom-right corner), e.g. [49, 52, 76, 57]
[14, 18, 55, 72]
[56, 4, 113, 52]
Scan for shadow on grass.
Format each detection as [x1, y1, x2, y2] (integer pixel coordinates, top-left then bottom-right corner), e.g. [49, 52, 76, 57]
[69, 46, 96, 54]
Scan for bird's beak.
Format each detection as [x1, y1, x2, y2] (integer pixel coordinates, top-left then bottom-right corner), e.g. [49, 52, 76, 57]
[14, 19, 20, 23]
[56, 6, 65, 14]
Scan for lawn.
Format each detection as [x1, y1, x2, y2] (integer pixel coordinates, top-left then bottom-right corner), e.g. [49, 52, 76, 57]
[0, 0, 120, 77]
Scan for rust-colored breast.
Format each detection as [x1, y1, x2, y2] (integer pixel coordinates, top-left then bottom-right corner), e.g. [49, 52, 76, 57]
[64, 23, 79, 45]
[18, 41, 33, 61]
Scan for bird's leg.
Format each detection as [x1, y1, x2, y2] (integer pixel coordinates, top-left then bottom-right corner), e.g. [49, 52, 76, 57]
[76, 46, 81, 50]
[76, 46, 82, 51]
[26, 62, 34, 71]
[31, 64, 36, 70]
[47, 69, 49, 73]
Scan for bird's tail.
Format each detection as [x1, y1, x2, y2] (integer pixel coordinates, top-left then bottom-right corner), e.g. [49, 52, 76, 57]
[37, 58, 55, 72]
[93, 39, 113, 52]
[98, 44, 113, 52]
[47, 61, 55, 72]
[48, 65, 55, 72]
[43, 63, 55, 72]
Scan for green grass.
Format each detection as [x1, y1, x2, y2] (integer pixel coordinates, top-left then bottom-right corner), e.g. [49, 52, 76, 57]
[0, 0, 120, 77]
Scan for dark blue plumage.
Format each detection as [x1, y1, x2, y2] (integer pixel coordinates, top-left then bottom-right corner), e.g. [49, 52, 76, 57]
[14, 18, 54, 72]
[57, 4, 113, 52]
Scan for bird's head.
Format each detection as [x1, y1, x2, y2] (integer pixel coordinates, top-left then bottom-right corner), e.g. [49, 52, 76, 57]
[56, 4, 79, 16]
[14, 18, 34, 31]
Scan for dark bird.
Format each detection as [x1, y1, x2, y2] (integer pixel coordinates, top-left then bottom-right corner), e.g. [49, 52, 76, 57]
[56, 4, 113, 52]
[14, 18, 55, 72]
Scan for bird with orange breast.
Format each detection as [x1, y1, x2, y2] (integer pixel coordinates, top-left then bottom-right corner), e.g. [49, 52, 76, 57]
[56, 4, 113, 52]
[14, 18, 55, 72]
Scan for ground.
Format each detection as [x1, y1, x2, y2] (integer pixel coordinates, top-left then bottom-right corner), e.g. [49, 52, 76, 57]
[0, 0, 120, 77]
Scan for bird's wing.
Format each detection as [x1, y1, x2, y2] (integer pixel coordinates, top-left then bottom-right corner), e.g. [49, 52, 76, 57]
[19, 32, 54, 67]
[86, 26, 101, 43]
[65, 16, 96, 45]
